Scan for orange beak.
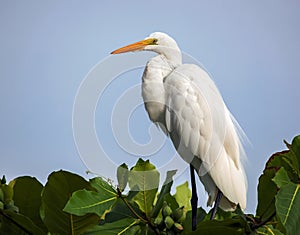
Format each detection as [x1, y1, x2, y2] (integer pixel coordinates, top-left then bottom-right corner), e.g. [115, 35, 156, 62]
[111, 38, 155, 54]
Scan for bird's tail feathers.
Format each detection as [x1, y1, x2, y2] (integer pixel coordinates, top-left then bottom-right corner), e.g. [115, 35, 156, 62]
[229, 113, 250, 166]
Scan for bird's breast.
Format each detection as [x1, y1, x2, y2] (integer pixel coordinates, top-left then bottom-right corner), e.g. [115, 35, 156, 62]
[142, 81, 166, 123]
[144, 102, 166, 124]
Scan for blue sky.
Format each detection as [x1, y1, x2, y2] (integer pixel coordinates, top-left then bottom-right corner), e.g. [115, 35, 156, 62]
[1, 1, 300, 213]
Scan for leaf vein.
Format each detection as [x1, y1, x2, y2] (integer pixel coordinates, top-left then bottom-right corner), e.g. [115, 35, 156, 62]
[75, 197, 116, 210]
[283, 184, 300, 225]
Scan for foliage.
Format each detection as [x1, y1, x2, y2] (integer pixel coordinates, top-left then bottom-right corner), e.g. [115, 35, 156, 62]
[0, 135, 300, 234]
[255, 135, 300, 235]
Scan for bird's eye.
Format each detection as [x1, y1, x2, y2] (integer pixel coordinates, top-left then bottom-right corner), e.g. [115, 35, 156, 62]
[152, 39, 158, 44]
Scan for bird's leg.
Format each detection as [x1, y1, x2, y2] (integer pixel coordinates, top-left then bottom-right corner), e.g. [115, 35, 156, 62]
[189, 164, 198, 231]
[210, 190, 223, 220]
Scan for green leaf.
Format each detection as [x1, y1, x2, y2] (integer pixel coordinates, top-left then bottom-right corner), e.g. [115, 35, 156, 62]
[85, 218, 139, 235]
[206, 207, 234, 221]
[0, 210, 45, 235]
[174, 181, 192, 211]
[163, 193, 179, 211]
[104, 199, 143, 223]
[289, 135, 300, 177]
[104, 200, 133, 222]
[128, 159, 160, 191]
[117, 163, 129, 192]
[190, 217, 246, 235]
[128, 158, 159, 217]
[282, 154, 300, 180]
[290, 135, 300, 166]
[64, 189, 117, 217]
[272, 167, 290, 188]
[126, 186, 139, 201]
[275, 182, 300, 235]
[10, 176, 46, 232]
[63, 177, 118, 217]
[1, 175, 6, 185]
[267, 150, 299, 184]
[136, 223, 156, 235]
[182, 207, 206, 234]
[256, 168, 277, 221]
[150, 170, 177, 218]
[89, 177, 117, 194]
[40, 170, 99, 235]
[255, 225, 284, 235]
[1, 184, 13, 203]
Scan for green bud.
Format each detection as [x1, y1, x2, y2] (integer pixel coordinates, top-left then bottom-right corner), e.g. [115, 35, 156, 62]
[154, 217, 165, 230]
[154, 217, 163, 225]
[177, 212, 186, 223]
[164, 215, 174, 229]
[162, 203, 172, 217]
[0, 201, 4, 210]
[172, 206, 184, 221]
[9, 205, 19, 213]
[173, 222, 184, 232]
[4, 200, 19, 212]
[5, 199, 14, 207]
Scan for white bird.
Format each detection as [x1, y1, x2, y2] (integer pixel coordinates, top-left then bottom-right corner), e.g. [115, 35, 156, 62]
[111, 32, 247, 227]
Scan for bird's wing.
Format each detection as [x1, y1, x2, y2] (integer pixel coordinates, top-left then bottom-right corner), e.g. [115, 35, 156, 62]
[164, 64, 247, 210]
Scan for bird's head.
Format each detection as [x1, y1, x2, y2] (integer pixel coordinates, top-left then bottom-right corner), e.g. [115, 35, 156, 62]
[111, 32, 181, 63]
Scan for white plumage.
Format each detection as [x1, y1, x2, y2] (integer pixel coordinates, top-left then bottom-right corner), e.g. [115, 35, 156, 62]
[111, 32, 247, 211]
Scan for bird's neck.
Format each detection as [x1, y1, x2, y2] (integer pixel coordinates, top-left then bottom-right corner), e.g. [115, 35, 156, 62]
[141, 55, 170, 124]
[156, 47, 182, 69]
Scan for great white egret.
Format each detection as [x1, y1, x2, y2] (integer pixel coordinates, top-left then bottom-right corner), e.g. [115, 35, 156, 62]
[111, 32, 247, 230]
